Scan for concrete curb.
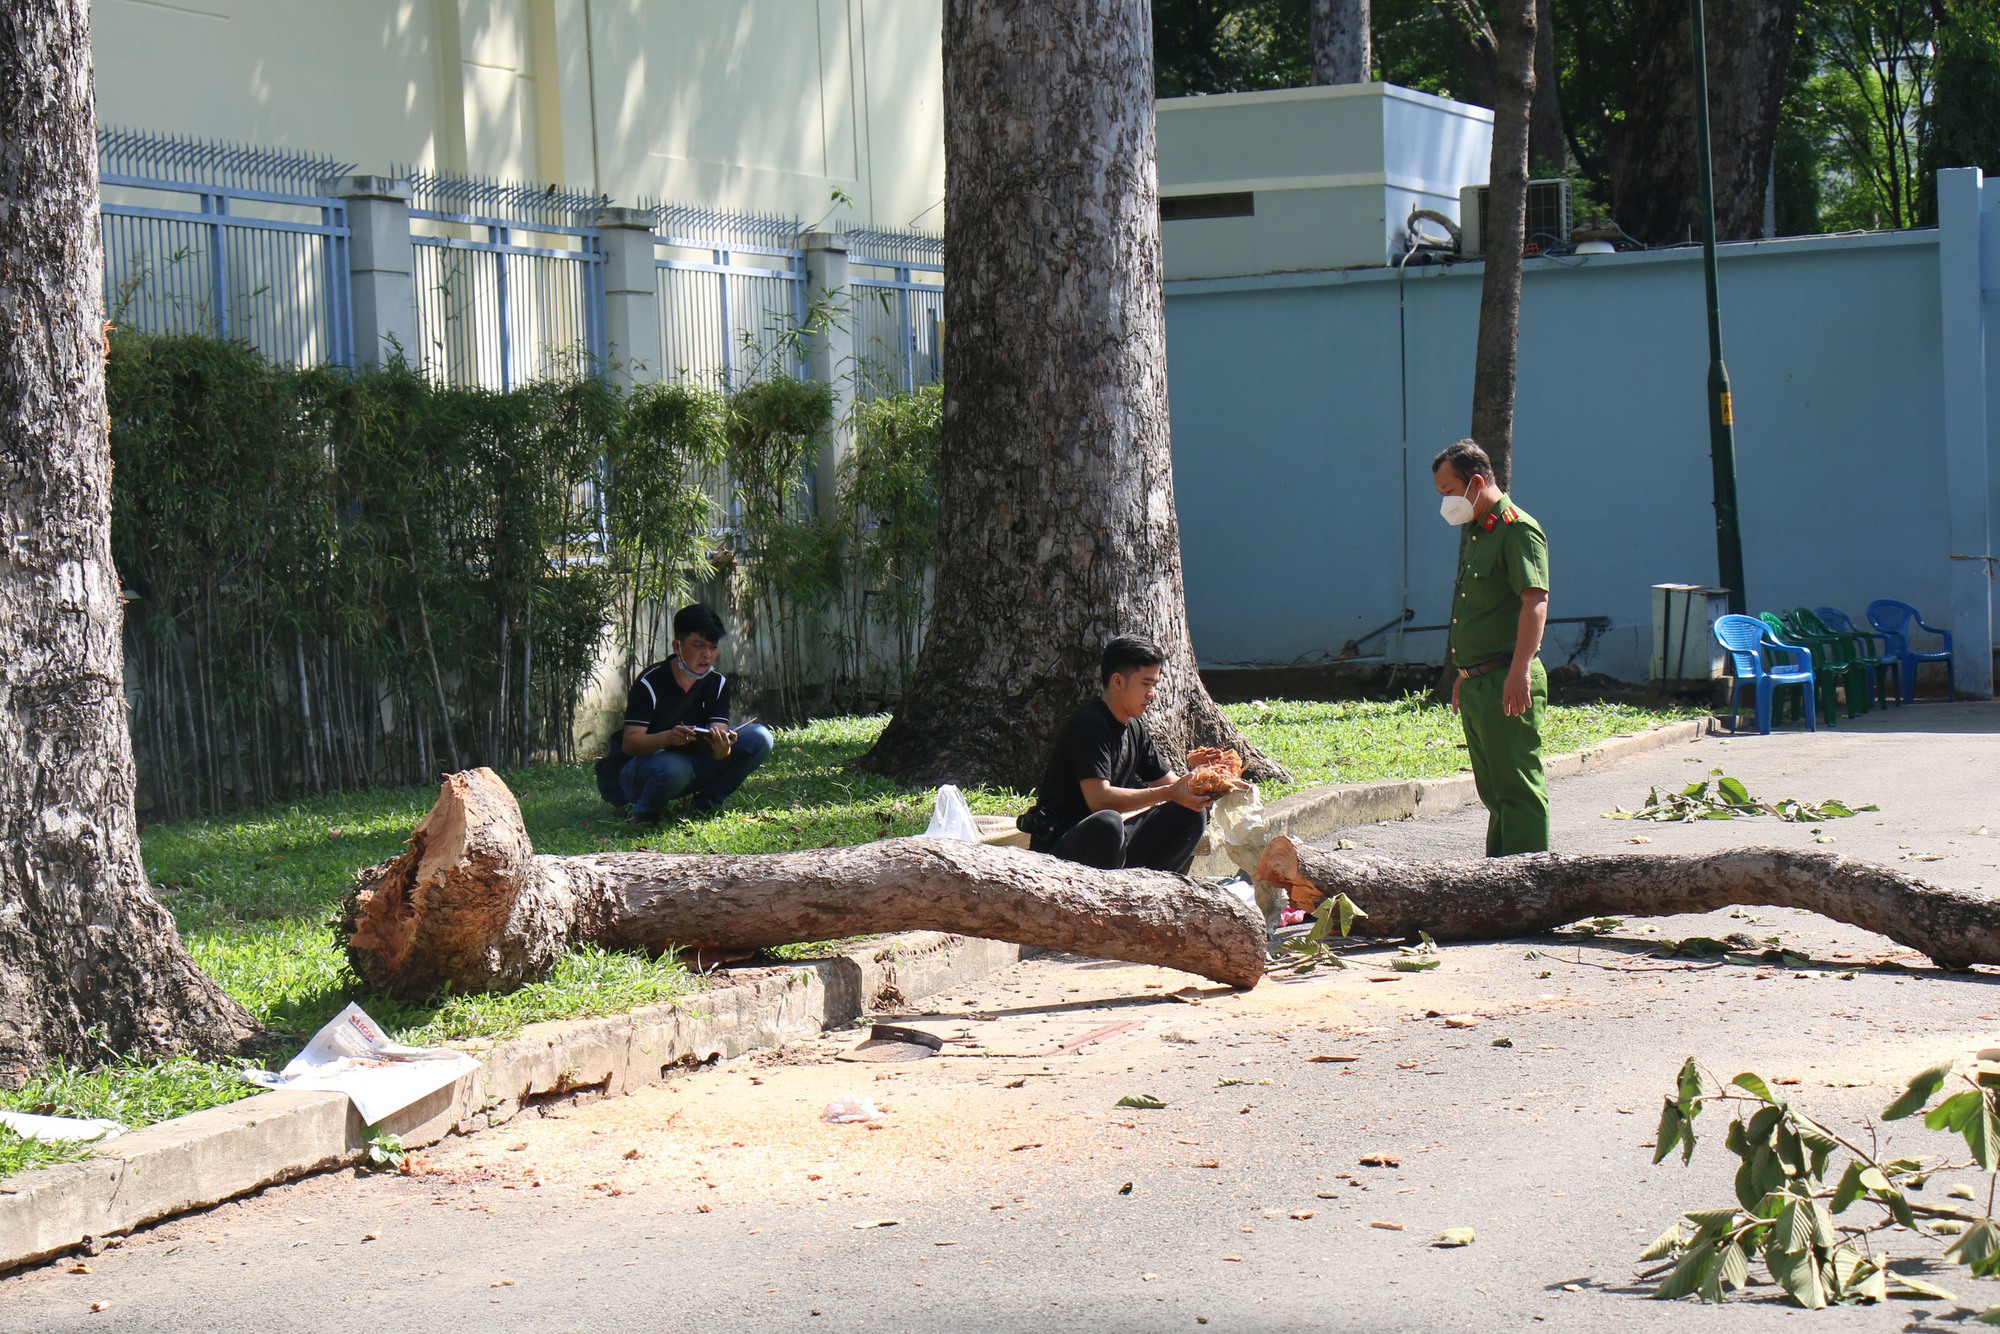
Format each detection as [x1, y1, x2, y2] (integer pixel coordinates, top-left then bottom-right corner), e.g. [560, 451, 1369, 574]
[0, 932, 1022, 1274]
[1190, 716, 1710, 876]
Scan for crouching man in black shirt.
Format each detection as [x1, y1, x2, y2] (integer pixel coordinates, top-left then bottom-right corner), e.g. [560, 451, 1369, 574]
[1022, 635, 1238, 872]
[610, 603, 775, 823]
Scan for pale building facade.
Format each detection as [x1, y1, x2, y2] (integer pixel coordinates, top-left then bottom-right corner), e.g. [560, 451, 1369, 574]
[89, 0, 946, 229]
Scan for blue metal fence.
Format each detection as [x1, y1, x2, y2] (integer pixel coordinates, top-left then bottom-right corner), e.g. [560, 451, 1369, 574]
[403, 171, 608, 391]
[648, 202, 808, 388]
[844, 226, 943, 395]
[98, 127, 355, 367]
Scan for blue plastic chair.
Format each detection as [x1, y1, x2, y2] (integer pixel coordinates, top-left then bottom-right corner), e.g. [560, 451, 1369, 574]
[1714, 614, 1816, 735]
[1866, 599, 1954, 702]
[1760, 613, 1839, 728]
[1816, 606, 1902, 709]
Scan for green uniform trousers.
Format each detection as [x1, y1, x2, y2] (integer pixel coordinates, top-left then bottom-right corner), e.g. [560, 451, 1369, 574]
[1458, 658, 1550, 856]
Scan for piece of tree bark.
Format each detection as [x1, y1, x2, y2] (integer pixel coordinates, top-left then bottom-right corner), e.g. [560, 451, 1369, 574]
[1610, 0, 1800, 244]
[1258, 836, 2000, 970]
[1312, 0, 1373, 85]
[854, 0, 1286, 791]
[1469, 0, 1536, 490]
[1529, 0, 1568, 173]
[0, 0, 261, 1084]
[343, 769, 1267, 999]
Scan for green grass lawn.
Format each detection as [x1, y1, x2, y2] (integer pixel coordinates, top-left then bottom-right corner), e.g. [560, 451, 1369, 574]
[0, 697, 1692, 1176]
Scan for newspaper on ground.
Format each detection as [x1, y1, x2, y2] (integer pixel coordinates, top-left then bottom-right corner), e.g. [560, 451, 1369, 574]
[0, 1110, 125, 1143]
[242, 1002, 481, 1126]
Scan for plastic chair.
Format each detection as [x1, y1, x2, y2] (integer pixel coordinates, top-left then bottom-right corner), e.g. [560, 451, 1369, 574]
[1815, 606, 1902, 709]
[1785, 608, 1871, 718]
[1760, 613, 1840, 728]
[1866, 599, 1955, 702]
[1714, 614, 1816, 735]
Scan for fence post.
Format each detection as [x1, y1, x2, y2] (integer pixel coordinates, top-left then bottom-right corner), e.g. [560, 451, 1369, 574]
[596, 207, 663, 391]
[801, 231, 856, 513]
[1938, 167, 1995, 698]
[334, 176, 419, 369]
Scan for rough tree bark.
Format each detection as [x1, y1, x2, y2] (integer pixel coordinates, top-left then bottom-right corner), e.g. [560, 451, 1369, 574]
[1530, 0, 1567, 173]
[342, 770, 1267, 998]
[854, 0, 1286, 791]
[1258, 837, 2000, 970]
[1610, 0, 1800, 244]
[1469, 0, 1536, 490]
[1311, 0, 1373, 85]
[0, 0, 260, 1083]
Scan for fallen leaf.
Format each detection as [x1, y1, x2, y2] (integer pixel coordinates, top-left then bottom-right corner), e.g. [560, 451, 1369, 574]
[1359, 1154, 1402, 1168]
[1221, 1255, 1244, 1262]
[935, 1240, 959, 1247]
[1396, 1061, 1419, 1070]
[90, 1303, 109, 1313]
[1115, 1094, 1167, 1110]
[1003, 1078, 1026, 1089]
[1142, 1272, 1159, 1281]
[853, 1219, 900, 1230]
[490, 1279, 514, 1287]
[1433, 1227, 1476, 1247]
[1491, 1037, 1514, 1048]
[1118, 1182, 1134, 1195]
[360, 1233, 379, 1243]
[1290, 1210, 1316, 1220]
[1370, 1221, 1406, 1231]
[1010, 1143, 1042, 1152]
[68, 1263, 91, 1274]
[1442, 1015, 1482, 1029]
[1306, 1055, 1360, 1063]
[623, 1148, 644, 1160]
[1193, 1159, 1222, 1169]
[1624, 836, 1651, 844]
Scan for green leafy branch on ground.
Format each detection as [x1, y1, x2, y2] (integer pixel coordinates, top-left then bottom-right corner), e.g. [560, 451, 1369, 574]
[1645, 1054, 2000, 1312]
[1606, 769, 1879, 824]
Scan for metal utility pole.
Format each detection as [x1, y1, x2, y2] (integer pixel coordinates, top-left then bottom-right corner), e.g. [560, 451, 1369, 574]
[1690, 0, 1747, 613]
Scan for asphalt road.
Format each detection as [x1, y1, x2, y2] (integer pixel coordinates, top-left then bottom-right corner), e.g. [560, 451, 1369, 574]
[6, 704, 2000, 1333]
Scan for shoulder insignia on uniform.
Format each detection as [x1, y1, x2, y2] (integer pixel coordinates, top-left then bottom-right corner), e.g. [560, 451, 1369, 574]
[1480, 513, 1498, 532]
[1502, 508, 1518, 524]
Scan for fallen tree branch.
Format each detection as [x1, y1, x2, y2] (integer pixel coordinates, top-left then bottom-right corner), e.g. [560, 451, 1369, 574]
[342, 768, 1267, 999]
[1256, 836, 2000, 970]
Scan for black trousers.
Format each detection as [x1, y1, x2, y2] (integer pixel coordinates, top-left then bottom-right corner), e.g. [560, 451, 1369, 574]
[1035, 803, 1206, 873]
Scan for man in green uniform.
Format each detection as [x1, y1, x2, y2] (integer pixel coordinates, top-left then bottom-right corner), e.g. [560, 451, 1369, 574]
[1433, 439, 1551, 856]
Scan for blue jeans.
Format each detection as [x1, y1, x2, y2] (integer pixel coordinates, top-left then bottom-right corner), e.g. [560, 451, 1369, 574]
[620, 724, 775, 817]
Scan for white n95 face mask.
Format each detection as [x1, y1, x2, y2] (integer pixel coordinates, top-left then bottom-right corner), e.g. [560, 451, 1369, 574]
[1440, 492, 1476, 526]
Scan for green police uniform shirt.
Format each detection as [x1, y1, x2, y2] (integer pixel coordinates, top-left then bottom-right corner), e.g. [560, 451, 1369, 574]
[1448, 494, 1550, 667]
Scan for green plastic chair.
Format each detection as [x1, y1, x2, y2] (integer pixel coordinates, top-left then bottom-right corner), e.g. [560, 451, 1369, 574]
[1816, 606, 1902, 708]
[1760, 613, 1842, 727]
[1786, 608, 1873, 717]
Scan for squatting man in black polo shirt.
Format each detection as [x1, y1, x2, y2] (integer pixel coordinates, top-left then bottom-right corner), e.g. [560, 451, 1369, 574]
[606, 603, 775, 824]
[1020, 634, 1246, 871]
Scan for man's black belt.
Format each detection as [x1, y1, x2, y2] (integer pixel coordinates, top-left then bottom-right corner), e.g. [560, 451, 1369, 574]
[1455, 654, 1514, 681]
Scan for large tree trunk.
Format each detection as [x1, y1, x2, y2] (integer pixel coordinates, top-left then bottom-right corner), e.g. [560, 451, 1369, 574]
[1312, 0, 1373, 85]
[1469, 0, 1536, 490]
[1258, 836, 2000, 970]
[1530, 0, 1568, 173]
[854, 0, 1286, 791]
[1610, 0, 1800, 244]
[342, 769, 1267, 998]
[0, 0, 260, 1084]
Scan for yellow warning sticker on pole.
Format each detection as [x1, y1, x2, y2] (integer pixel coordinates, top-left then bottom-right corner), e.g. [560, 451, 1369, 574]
[1719, 392, 1734, 426]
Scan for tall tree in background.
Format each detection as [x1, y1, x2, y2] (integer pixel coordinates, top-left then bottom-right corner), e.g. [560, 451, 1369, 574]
[1432, 0, 1566, 173]
[1311, 0, 1373, 82]
[0, 0, 260, 1083]
[1610, 0, 1801, 242]
[859, 0, 1285, 790]
[1468, 0, 1537, 489]
[1920, 1, 2000, 220]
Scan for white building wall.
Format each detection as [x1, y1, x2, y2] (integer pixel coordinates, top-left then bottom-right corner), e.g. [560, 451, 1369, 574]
[88, 0, 944, 230]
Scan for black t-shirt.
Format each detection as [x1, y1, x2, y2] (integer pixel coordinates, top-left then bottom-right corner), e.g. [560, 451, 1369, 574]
[622, 660, 732, 746]
[1033, 699, 1169, 830]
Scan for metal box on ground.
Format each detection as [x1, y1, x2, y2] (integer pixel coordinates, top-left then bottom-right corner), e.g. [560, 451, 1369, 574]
[1651, 584, 1730, 690]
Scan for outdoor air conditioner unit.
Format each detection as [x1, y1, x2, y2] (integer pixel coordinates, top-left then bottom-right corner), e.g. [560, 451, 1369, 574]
[1458, 179, 1574, 258]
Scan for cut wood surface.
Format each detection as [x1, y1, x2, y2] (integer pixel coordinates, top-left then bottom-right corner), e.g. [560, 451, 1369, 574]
[343, 768, 1268, 1000]
[1258, 835, 2000, 970]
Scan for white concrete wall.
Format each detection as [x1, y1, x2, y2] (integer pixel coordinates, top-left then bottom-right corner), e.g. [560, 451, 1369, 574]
[88, 0, 944, 229]
[1155, 83, 1493, 278]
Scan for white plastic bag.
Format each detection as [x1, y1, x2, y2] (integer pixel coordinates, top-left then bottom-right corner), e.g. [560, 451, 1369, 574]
[924, 783, 981, 842]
